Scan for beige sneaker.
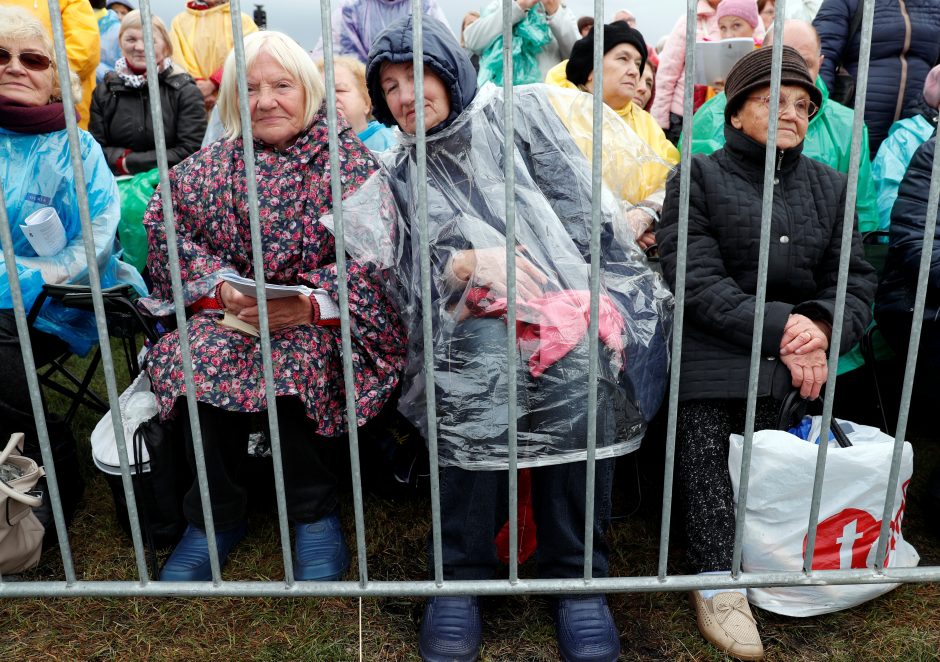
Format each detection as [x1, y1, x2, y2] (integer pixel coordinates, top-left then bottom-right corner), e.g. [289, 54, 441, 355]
[689, 590, 764, 661]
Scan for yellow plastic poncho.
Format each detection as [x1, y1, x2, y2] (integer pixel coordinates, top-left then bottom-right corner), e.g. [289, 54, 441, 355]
[170, 2, 258, 80]
[8, 0, 100, 129]
[544, 60, 677, 208]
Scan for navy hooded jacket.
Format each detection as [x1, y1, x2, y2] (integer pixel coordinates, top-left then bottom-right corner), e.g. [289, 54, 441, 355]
[366, 15, 478, 135]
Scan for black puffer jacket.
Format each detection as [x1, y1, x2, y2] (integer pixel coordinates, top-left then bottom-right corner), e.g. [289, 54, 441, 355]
[659, 126, 877, 401]
[814, 0, 940, 155]
[875, 137, 940, 329]
[89, 67, 207, 175]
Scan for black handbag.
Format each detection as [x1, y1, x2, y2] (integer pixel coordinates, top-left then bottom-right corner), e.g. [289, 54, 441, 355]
[103, 415, 191, 577]
[829, 1, 866, 108]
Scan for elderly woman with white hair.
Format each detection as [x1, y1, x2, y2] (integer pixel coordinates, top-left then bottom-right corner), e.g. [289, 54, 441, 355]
[89, 9, 206, 176]
[140, 30, 406, 582]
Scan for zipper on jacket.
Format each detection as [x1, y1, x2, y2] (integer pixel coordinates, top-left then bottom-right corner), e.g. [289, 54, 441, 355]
[895, 0, 912, 122]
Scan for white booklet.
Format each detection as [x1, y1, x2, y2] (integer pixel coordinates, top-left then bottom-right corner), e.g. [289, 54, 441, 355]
[694, 38, 755, 86]
[21, 207, 67, 257]
[220, 272, 313, 299]
[217, 274, 339, 336]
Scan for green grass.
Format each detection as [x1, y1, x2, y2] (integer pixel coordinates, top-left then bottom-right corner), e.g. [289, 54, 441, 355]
[2, 340, 939, 660]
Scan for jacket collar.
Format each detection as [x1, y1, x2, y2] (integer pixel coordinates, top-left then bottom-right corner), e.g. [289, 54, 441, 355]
[722, 123, 804, 173]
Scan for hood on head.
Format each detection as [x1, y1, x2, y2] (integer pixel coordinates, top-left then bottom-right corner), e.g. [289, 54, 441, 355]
[366, 15, 478, 134]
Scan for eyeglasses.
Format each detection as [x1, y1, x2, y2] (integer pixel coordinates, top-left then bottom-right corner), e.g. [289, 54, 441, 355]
[0, 47, 52, 72]
[748, 94, 819, 119]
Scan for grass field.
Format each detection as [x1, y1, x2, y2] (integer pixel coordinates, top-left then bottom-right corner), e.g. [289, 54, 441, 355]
[2, 342, 939, 661]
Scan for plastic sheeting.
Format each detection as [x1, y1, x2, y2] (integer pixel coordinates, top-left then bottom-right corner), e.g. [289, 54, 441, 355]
[0, 127, 146, 355]
[322, 83, 674, 469]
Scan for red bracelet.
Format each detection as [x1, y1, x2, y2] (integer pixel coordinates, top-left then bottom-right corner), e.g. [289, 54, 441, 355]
[189, 283, 225, 313]
[308, 293, 320, 325]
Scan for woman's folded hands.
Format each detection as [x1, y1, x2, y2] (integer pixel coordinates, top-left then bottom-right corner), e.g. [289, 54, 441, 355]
[219, 282, 314, 331]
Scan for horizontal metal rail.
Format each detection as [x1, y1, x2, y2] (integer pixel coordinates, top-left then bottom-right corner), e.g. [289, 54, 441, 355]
[2, 0, 937, 602]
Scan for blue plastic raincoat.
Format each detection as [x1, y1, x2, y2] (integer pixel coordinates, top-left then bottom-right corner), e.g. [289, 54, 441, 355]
[0, 127, 147, 355]
[95, 8, 122, 83]
[872, 104, 938, 232]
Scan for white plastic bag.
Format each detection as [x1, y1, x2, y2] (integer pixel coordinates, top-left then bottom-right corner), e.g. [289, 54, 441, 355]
[728, 418, 919, 617]
[90, 369, 158, 475]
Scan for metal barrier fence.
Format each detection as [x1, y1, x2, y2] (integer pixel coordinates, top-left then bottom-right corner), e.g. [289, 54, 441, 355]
[2, 0, 940, 601]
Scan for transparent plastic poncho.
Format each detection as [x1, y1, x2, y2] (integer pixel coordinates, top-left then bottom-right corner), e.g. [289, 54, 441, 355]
[323, 83, 674, 469]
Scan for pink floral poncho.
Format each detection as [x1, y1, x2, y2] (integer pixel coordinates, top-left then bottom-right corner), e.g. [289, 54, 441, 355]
[140, 113, 406, 437]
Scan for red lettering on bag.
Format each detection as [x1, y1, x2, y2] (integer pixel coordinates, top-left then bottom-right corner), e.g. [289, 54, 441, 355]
[802, 481, 910, 570]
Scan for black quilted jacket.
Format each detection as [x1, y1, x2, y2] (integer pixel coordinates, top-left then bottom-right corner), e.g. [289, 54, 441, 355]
[89, 68, 207, 175]
[659, 125, 877, 401]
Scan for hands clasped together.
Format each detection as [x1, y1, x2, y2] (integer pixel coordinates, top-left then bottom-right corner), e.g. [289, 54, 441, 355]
[219, 282, 314, 332]
[778, 313, 831, 400]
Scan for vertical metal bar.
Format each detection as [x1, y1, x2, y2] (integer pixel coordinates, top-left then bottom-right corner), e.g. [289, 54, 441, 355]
[319, 0, 370, 587]
[581, 0, 605, 582]
[410, 1, 444, 586]
[802, 0, 875, 572]
[227, 0, 294, 584]
[658, 0, 698, 581]
[0, 183, 71, 584]
[128, 7, 220, 585]
[93, 0, 194, 584]
[730, 4, 787, 577]
[46, 0, 140, 584]
[873, 104, 940, 570]
[500, 0, 520, 585]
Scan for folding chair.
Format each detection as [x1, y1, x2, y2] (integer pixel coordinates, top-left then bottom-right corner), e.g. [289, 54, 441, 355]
[26, 283, 158, 425]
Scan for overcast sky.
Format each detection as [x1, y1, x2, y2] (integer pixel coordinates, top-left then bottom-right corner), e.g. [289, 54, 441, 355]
[146, 0, 689, 52]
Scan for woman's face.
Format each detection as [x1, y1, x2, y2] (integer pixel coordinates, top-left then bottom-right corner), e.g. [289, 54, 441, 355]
[120, 27, 170, 71]
[730, 84, 812, 150]
[247, 50, 307, 151]
[718, 16, 755, 40]
[110, 3, 131, 18]
[379, 61, 451, 135]
[759, 1, 776, 29]
[585, 42, 642, 111]
[0, 38, 55, 107]
[633, 62, 654, 109]
[333, 64, 370, 134]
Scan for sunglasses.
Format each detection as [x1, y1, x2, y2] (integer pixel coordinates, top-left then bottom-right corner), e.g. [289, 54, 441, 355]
[0, 47, 52, 72]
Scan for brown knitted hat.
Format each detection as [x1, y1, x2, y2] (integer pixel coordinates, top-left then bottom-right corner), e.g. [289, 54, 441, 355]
[723, 45, 822, 122]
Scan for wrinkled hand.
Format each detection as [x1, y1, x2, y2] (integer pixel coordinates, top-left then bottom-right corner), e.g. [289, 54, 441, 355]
[452, 247, 548, 301]
[637, 229, 657, 251]
[219, 282, 255, 315]
[780, 313, 830, 356]
[236, 294, 314, 332]
[780, 348, 828, 400]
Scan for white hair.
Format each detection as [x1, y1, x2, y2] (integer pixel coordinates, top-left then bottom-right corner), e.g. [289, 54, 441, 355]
[217, 31, 325, 142]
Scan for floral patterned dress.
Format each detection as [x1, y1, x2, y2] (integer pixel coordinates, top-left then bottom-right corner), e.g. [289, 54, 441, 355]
[140, 112, 406, 437]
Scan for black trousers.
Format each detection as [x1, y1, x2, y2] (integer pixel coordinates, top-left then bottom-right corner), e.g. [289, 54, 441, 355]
[676, 397, 779, 573]
[438, 459, 615, 580]
[0, 310, 71, 460]
[178, 397, 341, 531]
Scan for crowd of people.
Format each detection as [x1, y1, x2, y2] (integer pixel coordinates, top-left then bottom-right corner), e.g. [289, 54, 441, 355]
[2, 1, 940, 661]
